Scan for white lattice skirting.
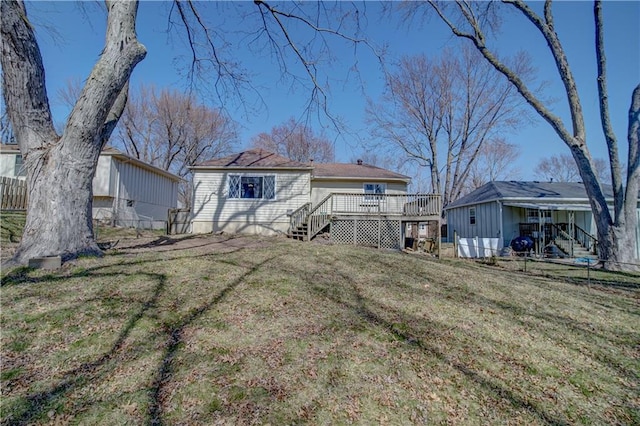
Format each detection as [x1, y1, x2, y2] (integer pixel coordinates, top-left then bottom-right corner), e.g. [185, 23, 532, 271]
[330, 218, 402, 249]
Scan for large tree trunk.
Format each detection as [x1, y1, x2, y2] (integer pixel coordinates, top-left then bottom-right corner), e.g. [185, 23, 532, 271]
[1, 0, 146, 265]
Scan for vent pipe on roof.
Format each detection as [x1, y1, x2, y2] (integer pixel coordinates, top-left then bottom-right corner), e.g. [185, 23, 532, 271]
[357, 159, 363, 165]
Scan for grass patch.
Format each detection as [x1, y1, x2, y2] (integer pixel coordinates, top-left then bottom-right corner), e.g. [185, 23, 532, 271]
[0, 211, 25, 244]
[1, 235, 638, 424]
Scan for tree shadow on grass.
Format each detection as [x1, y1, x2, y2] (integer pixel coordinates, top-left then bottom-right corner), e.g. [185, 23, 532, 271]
[0, 241, 247, 288]
[303, 259, 572, 426]
[0, 246, 268, 426]
[147, 254, 278, 425]
[2, 270, 168, 426]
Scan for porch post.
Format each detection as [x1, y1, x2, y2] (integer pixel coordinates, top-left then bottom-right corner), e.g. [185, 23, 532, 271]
[569, 211, 575, 257]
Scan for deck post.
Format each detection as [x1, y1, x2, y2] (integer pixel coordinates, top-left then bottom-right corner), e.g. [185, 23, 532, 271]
[437, 216, 441, 259]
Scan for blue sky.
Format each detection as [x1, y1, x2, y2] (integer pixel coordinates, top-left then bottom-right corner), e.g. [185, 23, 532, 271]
[16, 1, 640, 181]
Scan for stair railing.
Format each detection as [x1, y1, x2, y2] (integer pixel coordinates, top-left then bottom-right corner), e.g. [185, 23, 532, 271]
[574, 225, 598, 255]
[307, 194, 334, 241]
[550, 223, 575, 257]
[288, 202, 311, 236]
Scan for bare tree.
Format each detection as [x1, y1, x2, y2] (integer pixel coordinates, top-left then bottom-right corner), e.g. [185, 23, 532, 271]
[251, 117, 334, 163]
[466, 138, 521, 192]
[534, 153, 611, 183]
[367, 46, 530, 205]
[117, 85, 238, 206]
[1, 0, 374, 265]
[426, 0, 639, 270]
[1, 0, 145, 264]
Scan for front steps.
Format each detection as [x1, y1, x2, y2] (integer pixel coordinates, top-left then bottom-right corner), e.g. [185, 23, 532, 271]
[289, 223, 308, 241]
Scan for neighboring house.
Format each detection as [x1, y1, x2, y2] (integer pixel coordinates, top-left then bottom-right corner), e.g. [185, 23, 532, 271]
[190, 149, 441, 249]
[444, 180, 640, 259]
[0, 145, 181, 230]
[0, 145, 27, 180]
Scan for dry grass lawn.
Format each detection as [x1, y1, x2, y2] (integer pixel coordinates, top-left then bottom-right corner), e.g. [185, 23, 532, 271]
[1, 231, 638, 425]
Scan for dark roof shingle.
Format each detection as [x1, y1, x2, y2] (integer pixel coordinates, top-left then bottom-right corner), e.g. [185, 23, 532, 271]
[446, 181, 616, 209]
[194, 149, 310, 169]
[312, 162, 410, 181]
[193, 149, 409, 181]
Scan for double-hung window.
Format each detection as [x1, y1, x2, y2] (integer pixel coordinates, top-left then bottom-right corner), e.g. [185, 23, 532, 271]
[363, 183, 386, 202]
[228, 175, 275, 200]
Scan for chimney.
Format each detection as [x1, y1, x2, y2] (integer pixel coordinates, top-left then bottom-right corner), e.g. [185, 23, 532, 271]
[357, 159, 363, 165]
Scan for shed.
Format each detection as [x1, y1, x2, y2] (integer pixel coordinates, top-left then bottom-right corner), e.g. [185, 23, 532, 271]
[0, 144, 181, 229]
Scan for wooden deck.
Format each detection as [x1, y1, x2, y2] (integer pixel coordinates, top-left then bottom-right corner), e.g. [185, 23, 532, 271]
[289, 193, 442, 248]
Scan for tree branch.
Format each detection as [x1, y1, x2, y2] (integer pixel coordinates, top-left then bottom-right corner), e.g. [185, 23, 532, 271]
[594, 0, 623, 218]
[0, 0, 58, 154]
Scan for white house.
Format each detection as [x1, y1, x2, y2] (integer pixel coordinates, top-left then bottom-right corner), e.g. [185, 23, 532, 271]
[189, 149, 312, 235]
[444, 180, 640, 259]
[190, 149, 441, 250]
[0, 145, 181, 230]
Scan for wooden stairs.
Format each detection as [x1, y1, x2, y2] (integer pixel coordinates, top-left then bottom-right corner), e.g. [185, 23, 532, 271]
[289, 222, 308, 241]
[554, 237, 596, 259]
[552, 225, 598, 260]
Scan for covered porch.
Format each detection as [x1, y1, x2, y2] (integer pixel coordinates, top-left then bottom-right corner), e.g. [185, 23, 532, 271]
[504, 202, 598, 258]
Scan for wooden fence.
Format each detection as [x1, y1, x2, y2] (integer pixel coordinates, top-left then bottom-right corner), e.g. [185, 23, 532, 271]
[1, 177, 28, 211]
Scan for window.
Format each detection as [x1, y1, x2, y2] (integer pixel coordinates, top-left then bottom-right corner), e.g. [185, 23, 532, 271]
[14, 155, 26, 177]
[228, 175, 275, 200]
[469, 207, 476, 225]
[363, 183, 386, 201]
[526, 208, 551, 223]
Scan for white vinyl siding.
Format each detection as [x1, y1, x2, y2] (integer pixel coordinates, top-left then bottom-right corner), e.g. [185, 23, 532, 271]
[0, 152, 26, 181]
[192, 169, 311, 235]
[311, 180, 407, 207]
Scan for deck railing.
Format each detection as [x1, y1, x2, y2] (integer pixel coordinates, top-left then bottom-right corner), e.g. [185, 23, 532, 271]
[297, 193, 442, 241]
[331, 193, 441, 217]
